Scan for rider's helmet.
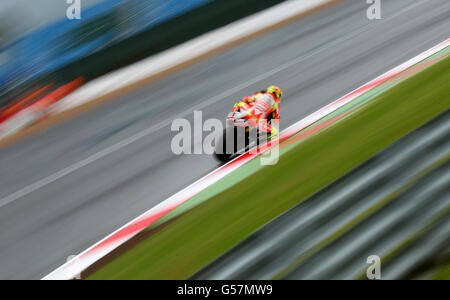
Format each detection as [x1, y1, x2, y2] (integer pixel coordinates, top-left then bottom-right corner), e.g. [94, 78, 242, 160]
[267, 85, 283, 102]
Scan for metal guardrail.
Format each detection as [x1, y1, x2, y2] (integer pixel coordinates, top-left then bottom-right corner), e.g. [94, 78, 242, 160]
[192, 109, 450, 280]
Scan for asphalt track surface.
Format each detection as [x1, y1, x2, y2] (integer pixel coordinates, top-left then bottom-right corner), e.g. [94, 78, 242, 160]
[0, 0, 449, 279]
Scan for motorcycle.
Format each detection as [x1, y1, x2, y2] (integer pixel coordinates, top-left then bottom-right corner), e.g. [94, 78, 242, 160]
[214, 103, 273, 163]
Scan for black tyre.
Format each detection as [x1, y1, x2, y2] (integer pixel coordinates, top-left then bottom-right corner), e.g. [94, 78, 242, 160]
[214, 126, 249, 163]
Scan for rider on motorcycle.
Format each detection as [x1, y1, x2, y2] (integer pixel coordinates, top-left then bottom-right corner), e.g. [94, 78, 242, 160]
[232, 85, 282, 138]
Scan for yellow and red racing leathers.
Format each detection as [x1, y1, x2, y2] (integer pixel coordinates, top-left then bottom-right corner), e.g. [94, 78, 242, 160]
[232, 91, 280, 137]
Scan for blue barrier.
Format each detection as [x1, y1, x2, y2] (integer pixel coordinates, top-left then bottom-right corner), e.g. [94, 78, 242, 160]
[0, 0, 211, 93]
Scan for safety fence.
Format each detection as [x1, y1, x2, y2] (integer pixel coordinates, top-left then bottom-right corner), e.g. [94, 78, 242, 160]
[192, 110, 450, 280]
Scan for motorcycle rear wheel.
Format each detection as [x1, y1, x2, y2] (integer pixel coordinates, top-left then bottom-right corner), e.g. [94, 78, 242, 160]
[214, 126, 249, 163]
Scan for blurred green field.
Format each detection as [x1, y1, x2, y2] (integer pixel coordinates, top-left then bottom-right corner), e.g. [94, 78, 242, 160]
[88, 55, 450, 280]
[432, 262, 450, 280]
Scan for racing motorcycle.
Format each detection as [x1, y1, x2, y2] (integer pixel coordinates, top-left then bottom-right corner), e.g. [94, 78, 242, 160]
[214, 103, 273, 163]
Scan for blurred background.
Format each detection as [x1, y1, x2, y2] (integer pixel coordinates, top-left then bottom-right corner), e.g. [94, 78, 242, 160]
[0, 0, 283, 115]
[0, 0, 103, 45]
[0, 0, 448, 280]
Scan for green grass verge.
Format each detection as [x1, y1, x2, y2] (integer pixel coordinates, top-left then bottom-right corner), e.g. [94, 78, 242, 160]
[88, 56, 450, 280]
[431, 261, 450, 280]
